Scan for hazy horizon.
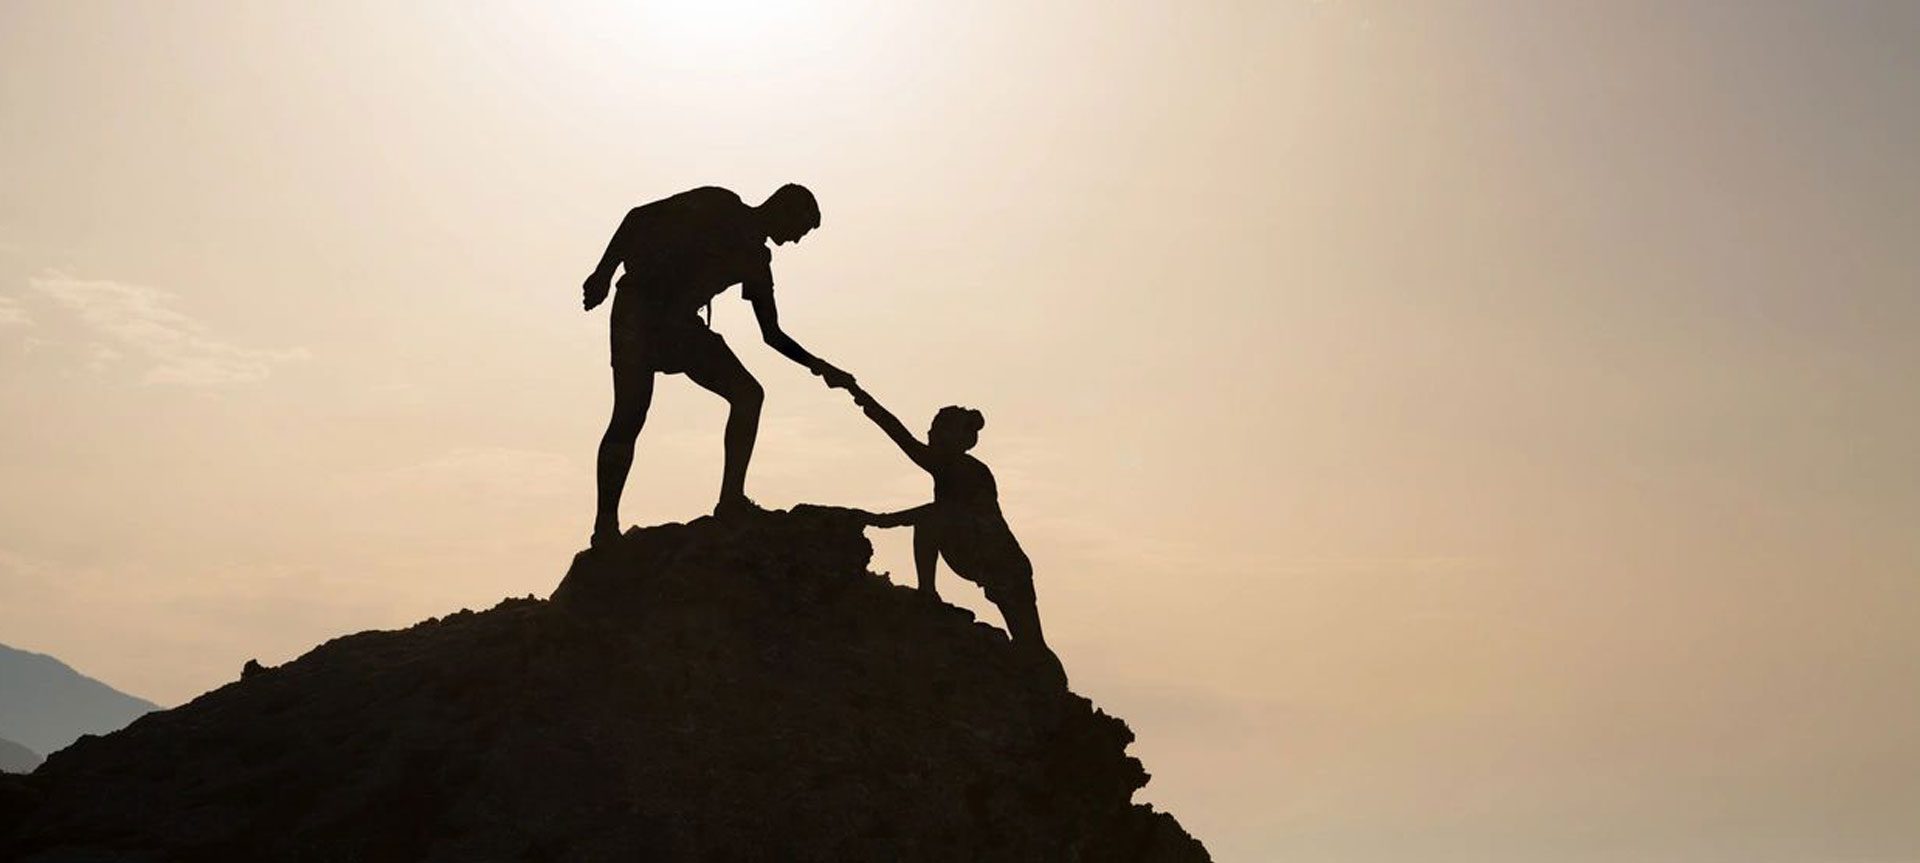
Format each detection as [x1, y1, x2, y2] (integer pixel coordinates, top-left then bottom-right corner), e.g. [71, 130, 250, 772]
[3, 2, 1916, 860]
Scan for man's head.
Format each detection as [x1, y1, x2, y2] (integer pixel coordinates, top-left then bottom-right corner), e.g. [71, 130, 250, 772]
[929, 406, 985, 453]
[759, 183, 820, 245]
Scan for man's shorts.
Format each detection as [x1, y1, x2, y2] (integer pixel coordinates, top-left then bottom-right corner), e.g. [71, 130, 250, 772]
[610, 316, 732, 377]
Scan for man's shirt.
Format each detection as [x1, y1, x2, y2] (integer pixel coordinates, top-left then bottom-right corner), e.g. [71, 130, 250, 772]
[611, 186, 773, 325]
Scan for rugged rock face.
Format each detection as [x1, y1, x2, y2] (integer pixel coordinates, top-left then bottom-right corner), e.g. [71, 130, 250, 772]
[2, 506, 1210, 862]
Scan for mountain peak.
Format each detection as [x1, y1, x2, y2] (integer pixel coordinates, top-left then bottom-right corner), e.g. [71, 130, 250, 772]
[3, 505, 1209, 861]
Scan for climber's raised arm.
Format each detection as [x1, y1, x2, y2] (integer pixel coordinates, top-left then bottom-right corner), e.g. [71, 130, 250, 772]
[848, 384, 935, 469]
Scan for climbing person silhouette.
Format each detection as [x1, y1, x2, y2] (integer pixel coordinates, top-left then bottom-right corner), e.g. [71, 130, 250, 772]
[582, 184, 852, 547]
[844, 382, 1066, 681]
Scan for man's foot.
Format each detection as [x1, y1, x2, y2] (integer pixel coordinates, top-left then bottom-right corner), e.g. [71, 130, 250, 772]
[590, 520, 622, 549]
[713, 494, 764, 520]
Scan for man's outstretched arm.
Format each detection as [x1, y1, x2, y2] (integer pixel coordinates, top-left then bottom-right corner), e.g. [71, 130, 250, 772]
[583, 208, 643, 310]
[748, 287, 853, 388]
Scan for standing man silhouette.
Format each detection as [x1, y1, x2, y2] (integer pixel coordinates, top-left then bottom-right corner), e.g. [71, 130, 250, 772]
[582, 184, 851, 547]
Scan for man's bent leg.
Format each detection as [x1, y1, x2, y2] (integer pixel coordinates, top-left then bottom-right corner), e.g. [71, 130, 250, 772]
[718, 378, 764, 508]
[594, 366, 655, 546]
[680, 335, 763, 514]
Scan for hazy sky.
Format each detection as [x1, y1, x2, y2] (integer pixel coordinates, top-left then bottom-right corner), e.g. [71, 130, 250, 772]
[2, 2, 1916, 860]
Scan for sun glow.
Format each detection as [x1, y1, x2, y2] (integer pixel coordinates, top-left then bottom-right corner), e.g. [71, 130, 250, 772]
[581, 0, 878, 75]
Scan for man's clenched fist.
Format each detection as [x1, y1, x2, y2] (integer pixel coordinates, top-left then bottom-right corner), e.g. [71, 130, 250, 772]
[582, 276, 610, 311]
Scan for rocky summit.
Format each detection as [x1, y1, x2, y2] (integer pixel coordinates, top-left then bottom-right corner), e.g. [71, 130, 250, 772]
[1, 505, 1210, 862]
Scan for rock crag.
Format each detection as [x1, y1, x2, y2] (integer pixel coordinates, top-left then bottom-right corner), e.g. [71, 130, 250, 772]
[2, 506, 1209, 862]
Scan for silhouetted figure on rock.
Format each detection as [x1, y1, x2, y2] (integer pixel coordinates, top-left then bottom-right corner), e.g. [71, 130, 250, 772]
[583, 184, 853, 546]
[846, 383, 1065, 680]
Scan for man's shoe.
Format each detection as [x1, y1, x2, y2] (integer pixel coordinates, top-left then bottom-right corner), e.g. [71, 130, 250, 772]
[590, 522, 622, 549]
[713, 494, 768, 520]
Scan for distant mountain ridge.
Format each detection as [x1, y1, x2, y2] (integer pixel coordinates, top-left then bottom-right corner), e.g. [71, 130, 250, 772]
[0, 644, 159, 758]
[0, 737, 37, 774]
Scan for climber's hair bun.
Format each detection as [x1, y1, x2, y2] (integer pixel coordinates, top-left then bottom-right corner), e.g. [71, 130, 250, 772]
[934, 405, 986, 437]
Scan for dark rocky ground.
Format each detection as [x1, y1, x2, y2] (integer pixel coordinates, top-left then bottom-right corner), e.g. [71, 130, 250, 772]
[0, 505, 1210, 862]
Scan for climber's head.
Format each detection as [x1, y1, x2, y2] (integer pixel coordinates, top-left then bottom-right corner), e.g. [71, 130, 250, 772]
[760, 183, 820, 245]
[928, 406, 984, 454]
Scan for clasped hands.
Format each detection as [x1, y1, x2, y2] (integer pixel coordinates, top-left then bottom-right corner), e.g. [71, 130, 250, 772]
[808, 358, 856, 391]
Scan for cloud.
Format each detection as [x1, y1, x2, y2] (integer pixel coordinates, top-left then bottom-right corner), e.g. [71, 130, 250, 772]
[26, 272, 308, 386]
[0, 295, 29, 327]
